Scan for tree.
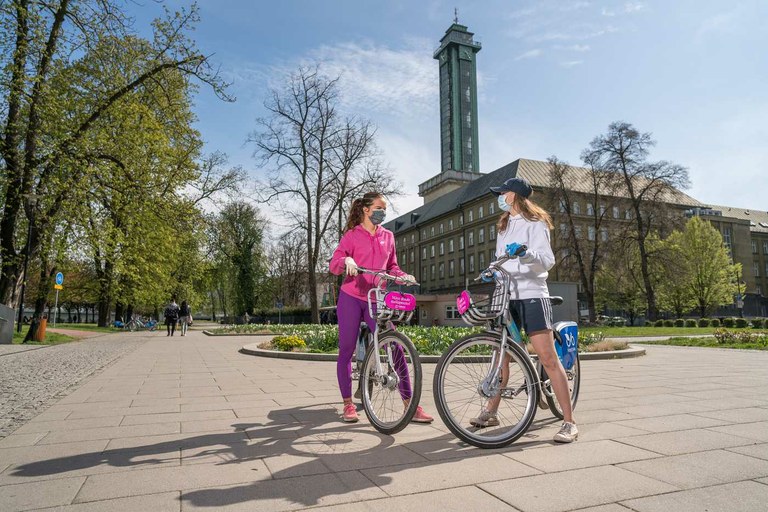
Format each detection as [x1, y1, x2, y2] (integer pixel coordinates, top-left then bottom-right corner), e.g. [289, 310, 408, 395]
[582, 122, 690, 320]
[663, 216, 738, 318]
[251, 64, 400, 323]
[0, 1, 230, 307]
[209, 202, 268, 317]
[595, 245, 647, 326]
[547, 155, 621, 323]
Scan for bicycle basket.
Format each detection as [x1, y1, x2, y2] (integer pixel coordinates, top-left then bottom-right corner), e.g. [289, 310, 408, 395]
[456, 275, 510, 325]
[368, 288, 415, 324]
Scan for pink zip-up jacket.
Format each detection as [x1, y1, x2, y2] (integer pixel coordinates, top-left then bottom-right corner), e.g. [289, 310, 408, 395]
[329, 225, 406, 301]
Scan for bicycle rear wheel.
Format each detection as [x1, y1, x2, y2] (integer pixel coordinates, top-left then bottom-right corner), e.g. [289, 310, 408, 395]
[360, 331, 422, 435]
[540, 352, 580, 420]
[433, 333, 539, 449]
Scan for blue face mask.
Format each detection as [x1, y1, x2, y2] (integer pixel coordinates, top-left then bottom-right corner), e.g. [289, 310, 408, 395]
[370, 209, 386, 225]
[497, 194, 511, 212]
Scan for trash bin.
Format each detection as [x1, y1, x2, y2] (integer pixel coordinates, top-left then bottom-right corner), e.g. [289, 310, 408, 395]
[0, 303, 14, 344]
[33, 317, 47, 342]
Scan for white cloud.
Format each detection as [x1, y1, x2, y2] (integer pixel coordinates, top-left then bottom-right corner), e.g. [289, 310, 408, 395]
[560, 60, 584, 68]
[514, 48, 543, 60]
[555, 44, 591, 52]
[624, 2, 645, 14]
[601, 8, 616, 17]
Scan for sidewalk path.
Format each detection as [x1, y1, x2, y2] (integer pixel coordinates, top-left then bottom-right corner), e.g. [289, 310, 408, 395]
[1, 331, 767, 511]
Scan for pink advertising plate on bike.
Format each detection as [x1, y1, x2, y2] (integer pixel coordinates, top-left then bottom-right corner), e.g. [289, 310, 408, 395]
[384, 292, 416, 311]
[456, 290, 471, 315]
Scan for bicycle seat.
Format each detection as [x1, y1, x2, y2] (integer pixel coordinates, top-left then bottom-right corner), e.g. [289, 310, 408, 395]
[548, 296, 563, 306]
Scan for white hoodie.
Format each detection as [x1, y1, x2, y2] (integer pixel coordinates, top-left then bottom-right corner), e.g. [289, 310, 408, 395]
[495, 213, 556, 299]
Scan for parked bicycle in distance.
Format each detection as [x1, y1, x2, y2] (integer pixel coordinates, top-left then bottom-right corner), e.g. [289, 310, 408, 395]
[351, 267, 423, 435]
[125, 315, 158, 332]
[432, 246, 581, 448]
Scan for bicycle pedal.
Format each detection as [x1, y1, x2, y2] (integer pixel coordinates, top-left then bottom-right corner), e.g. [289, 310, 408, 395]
[353, 383, 362, 400]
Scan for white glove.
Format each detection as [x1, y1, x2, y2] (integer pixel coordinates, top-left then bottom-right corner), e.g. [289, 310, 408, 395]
[344, 257, 358, 276]
[402, 273, 416, 284]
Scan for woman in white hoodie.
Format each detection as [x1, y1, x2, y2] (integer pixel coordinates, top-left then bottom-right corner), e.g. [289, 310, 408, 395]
[470, 177, 578, 443]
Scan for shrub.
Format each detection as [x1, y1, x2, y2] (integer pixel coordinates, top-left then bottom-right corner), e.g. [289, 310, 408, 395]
[663, 319, 674, 327]
[580, 331, 606, 347]
[735, 318, 749, 328]
[271, 335, 307, 352]
[722, 317, 736, 328]
[751, 318, 764, 329]
[685, 319, 697, 327]
[697, 318, 710, 327]
[710, 318, 721, 327]
[674, 319, 685, 327]
[654, 319, 665, 327]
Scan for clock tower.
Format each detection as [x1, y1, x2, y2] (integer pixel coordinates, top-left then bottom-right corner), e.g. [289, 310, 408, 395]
[419, 19, 482, 203]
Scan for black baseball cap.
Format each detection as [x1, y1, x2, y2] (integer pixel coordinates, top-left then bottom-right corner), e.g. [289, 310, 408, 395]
[489, 177, 533, 198]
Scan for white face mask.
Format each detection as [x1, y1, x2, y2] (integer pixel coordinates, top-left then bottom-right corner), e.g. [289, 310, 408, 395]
[497, 194, 511, 212]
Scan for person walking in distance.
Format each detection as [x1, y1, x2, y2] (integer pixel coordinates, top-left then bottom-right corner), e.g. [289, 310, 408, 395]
[472, 177, 578, 443]
[164, 297, 180, 337]
[178, 301, 192, 336]
[329, 192, 433, 424]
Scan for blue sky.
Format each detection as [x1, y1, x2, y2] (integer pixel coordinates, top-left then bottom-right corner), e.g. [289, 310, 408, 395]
[127, 1, 767, 223]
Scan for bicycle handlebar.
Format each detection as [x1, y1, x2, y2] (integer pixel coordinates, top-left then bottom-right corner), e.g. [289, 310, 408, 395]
[473, 244, 528, 282]
[355, 267, 420, 286]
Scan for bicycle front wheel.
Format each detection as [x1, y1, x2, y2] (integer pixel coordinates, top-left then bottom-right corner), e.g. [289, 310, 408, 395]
[433, 333, 539, 449]
[360, 331, 422, 435]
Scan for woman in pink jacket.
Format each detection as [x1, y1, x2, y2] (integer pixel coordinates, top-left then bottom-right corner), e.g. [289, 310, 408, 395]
[330, 192, 433, 424]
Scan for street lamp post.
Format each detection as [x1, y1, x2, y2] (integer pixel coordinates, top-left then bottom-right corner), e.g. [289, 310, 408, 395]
[734, 267, 745, 318]
[16, 197, 37, 333]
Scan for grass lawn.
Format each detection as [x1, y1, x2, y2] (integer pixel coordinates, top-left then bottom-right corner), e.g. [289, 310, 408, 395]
[579, 326, 766, 337]
[641, 336, 768, 350]
[12, 330, 77, 345]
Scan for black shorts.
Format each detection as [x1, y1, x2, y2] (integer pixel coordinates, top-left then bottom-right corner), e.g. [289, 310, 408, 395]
[509, 298, 553, 334]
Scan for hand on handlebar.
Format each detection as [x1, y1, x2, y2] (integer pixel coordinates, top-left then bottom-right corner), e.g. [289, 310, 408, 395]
[505, 243, 528, 258]
[344, 257, 358, 276]
[400, 273, 417, 285]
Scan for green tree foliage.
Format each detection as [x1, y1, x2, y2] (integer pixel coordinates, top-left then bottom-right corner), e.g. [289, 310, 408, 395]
[595, 244, 647, 326]
[661, 217, 739, 318]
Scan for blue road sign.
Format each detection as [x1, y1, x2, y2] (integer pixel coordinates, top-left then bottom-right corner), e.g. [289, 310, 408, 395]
[276, 302, 284, 310]
[55, 272, 64, 285]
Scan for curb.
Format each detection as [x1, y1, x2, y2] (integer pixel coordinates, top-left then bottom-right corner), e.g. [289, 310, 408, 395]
[239, 342, 646, 362]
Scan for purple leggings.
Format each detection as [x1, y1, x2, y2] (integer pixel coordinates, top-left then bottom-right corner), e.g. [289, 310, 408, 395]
[336, 291, 412, 400]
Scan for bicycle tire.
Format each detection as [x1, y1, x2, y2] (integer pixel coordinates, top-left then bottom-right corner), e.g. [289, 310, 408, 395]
[360, 331, 422, 435]
[128, 321, 137, 332]
[540, 351, 580, 420]
[433, 332, 539, 449]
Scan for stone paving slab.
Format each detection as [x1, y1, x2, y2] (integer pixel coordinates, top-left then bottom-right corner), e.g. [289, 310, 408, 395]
[1, 332, 768, 511]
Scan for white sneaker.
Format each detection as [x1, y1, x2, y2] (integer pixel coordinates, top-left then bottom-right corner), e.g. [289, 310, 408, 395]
[553, 422, 578, 443]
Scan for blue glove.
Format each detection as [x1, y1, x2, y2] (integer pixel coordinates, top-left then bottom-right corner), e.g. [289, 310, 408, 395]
[506, 243, 527, 258]
[480, 271, 495, 283]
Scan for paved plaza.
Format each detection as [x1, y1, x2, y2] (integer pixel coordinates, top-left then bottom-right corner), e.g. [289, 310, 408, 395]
[1, 329, 768, 511]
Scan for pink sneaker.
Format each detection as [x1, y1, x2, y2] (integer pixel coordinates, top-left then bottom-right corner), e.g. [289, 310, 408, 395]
[411, 405, 434, 423]
[342, 403, 359, 423]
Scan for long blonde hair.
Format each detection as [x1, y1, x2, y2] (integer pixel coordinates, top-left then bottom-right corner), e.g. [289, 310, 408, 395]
[344, 192, 383, 233]
[497, 193, 553, 232]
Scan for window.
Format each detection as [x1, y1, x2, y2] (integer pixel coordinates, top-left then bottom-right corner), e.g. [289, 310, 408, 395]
[599, 204, 606, 216]
[459, 235, 465, 250]
[588, 226, 596, 241]
[401, 251, 406, 263]
[764, 241, 768, 254]
[445, 305, 460, 320]
[410, 249, 414, 263]
[479, 252, 485, 268]
[469, 254, 475, 273]
[613, 206, 620, 219]
[489, 201, 495, 214]
[468, 210, 474, 222]
[422, 248, 426, 260]
[758, 285, 763, 296]
[430, 264, 436, 280]
[449, 219, 454, 231]
[478, 228, 485, 244]
[559, 223, 568, 238]
[430, 244, 435, 257]
[402, 237, 406, 246]
[439, 242, 444, 256]
[625, 209, 632, 220]
[754, 261, 760, 277]
[439, 262, 445, 279]
[489, 249, 496, 262]
[573, 202, 580, 215]
[449, 260, 455, 277]
[601, 228, 608, 242]
[468, 231, 474, 246]
[587, 203, 594, 216]
[439, 223, 444, 234]
[430, 226, 435, 237]
[752, 240, 758, 254]
[411, 234, 415, 244]
[490, 225, 496, 240]
[723, 227, 732, 250]
[765, 261, 768, 276]
[479, 206, 484, 219]
[422, 229, 426, 239]
[460, 258, 465, 275]
[559, 200, 567, 213]
[449, 239, 454, 253]
[459, 213, 464, 225]
[421, 266, 427, 281]
[574, 226, 583, 238]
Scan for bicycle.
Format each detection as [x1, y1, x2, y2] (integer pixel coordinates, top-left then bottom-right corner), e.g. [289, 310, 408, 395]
[432, 246, 581, 449]
[349, 267, 423, 435]
[125, 315, 158, 332]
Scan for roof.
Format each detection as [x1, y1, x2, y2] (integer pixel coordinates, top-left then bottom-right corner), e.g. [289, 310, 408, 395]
[705, 204, 768, 234]
[385, 158, 703, 234]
